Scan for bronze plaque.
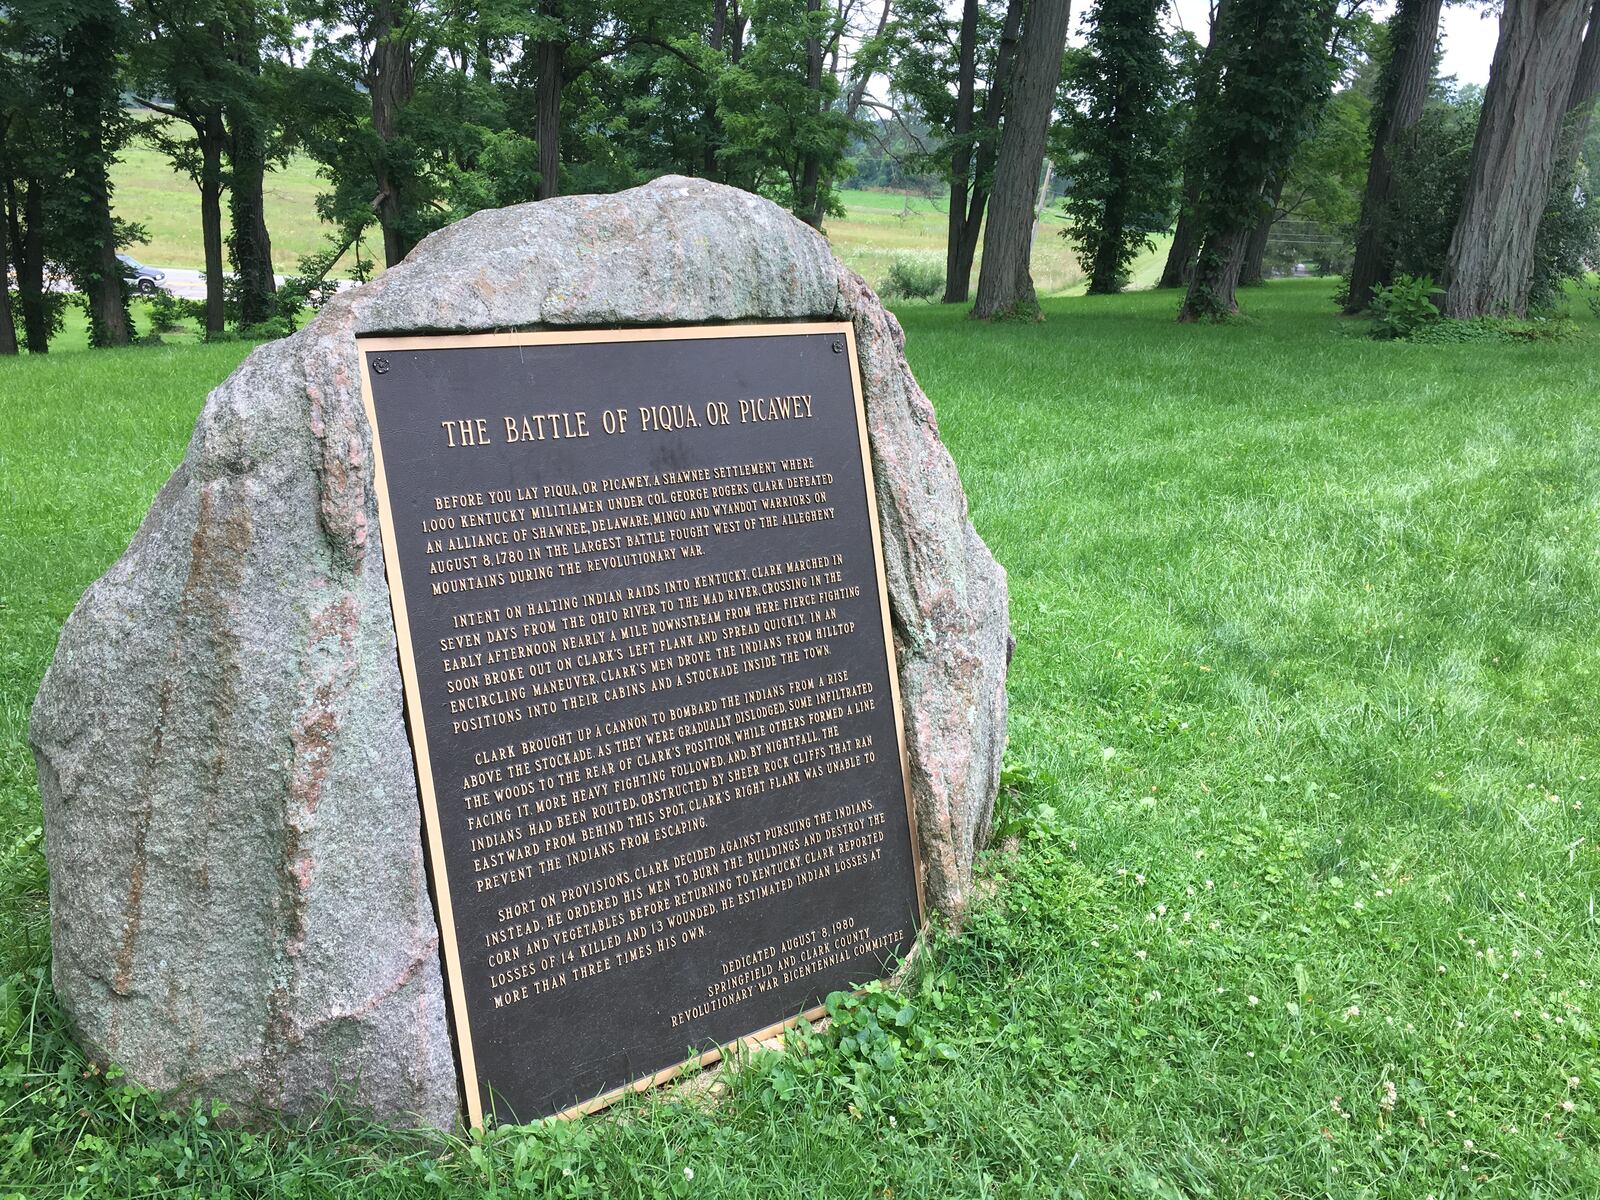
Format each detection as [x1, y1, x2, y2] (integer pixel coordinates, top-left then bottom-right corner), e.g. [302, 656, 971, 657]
[357, 322, 923, 1126]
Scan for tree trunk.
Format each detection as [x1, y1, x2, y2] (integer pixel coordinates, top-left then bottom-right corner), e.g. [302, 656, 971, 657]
[972, 0, 1073, 319]
[1087, 183, 1126, 294]
[369, 0, 417, 265]
[1555, 0, 1600, 172]
[844, 0, 892, 119]
[199, 115, 227, 335]
[10, 180, 49, 353]
[1345, 0, 1443, 312]
[1157, 197, 1199, 288]
[797, 0, 826, 227]
[946, 0, 1025, 303]
[83, 206, 131, 348]
[1443, 0, 1591, 318]
[1158, 0, 1234, 289]
[227, 107, 277, 325]
[944, 0, 980, 302]
[59, 2, 130, 348]
[1178, 223, 1251, 320]
[704, 0, 729, 179]
[1238, 176, 1285, 286]
[535, 33, 564, 201]
[226, 11, 277, 325]
[228, 146, 276, 325]
[0, 183, 16, 357]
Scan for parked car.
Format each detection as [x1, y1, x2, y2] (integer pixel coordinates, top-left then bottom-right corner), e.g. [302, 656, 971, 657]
[117, 254, 165, 295]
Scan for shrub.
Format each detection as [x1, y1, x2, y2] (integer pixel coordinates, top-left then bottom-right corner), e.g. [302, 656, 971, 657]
[878, 255, 944, 302]
[1369, 273, 1439, 339]
[146, 289, 205, 333]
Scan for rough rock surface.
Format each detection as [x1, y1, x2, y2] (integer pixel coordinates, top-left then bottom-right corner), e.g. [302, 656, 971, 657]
[31, 175, 1009, 1128]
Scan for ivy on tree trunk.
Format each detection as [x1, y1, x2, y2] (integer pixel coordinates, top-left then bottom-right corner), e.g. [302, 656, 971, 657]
[226, 7, 277, 328]
[1158, 0, 1232, 290]
[1177, 0, 1337, 322]
[1344, 0, 1443, 313]
[53, 0, 132, 347]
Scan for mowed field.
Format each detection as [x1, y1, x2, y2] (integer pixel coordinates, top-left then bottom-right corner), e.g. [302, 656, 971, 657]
[3, 281, 1599, 1196]
[109, 119, 1115, 294]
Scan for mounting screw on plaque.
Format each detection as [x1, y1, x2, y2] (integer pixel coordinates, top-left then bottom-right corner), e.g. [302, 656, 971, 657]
[372, 357, 391, 375]
[831, 341, 844, 354]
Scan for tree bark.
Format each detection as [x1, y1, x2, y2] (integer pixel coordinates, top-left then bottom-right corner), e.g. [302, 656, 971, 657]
[1238, 175, 1285, 286]
[944, 0, 980, 301]
[227, 104, 277, 324]
[199, 114, 227, 335]
[9, 180, 50, 353]
[972, 0, 1071, 319]
[0, 181, 17, 356]
[1157, 197, 1199, 288]
[226, 10, 277, 325]
[535, 29, 564, 201]
[1177, 223, 1251, 320]
[369, 0, 418, 265]
[1158, 0, 1233, 289]
[704, 0, 730, 179]
[1443, 0, 1591, 318]
[946, 0, 1025, 303]
[1087, 176, 1127, 294]
[59, 2, 130, 348]
[1555, 0, 1600, 172]
[1345, 0, 1443, 312]
[82, 193, 131, 348]
[844, 0, 892, 119]
[797, 0, 826, 227]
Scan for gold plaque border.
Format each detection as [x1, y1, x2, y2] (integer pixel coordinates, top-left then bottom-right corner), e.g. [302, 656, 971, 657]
[356, 320, 925, 1129]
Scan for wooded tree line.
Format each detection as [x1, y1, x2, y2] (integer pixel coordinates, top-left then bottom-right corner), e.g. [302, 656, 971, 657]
[1, 0, 1597, 355]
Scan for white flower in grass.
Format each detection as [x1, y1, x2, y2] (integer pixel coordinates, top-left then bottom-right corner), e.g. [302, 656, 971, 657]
[1562, 1100, 1576, 1113]
[1248, 995, 1260, 1007]
[1134, 949, 1148, 960]
[1568, 1076, 1581, 1089]
[683, 1167, 695, 1182]
[1345, 1005, 1361, 1019]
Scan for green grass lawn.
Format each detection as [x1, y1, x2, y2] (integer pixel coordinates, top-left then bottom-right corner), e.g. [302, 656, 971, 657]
[3, 280, 1599, 1197]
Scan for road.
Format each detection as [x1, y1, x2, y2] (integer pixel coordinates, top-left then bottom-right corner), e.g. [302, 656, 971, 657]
[154, 266, 356, 300]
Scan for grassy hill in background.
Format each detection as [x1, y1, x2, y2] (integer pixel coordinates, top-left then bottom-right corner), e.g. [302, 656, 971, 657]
[110, 122, 1125, 295]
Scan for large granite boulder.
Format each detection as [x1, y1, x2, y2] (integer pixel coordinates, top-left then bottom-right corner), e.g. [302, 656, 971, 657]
[30, 176, 1009, 1128]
